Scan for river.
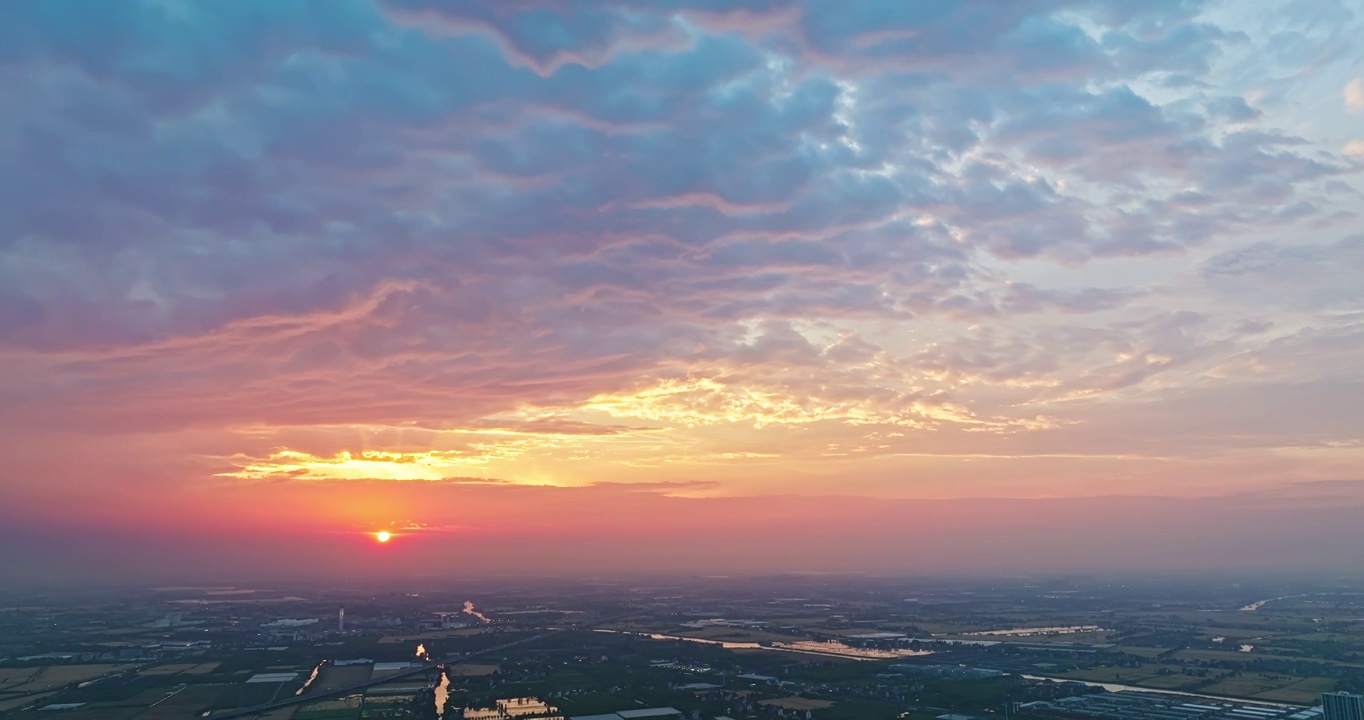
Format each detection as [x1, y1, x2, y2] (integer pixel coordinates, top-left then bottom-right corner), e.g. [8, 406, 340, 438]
[964, 625, 1104, 637]
[294, 662, 323, 696]
[1240, 594, 1306, 611]
[594, 629, 934, 661]
[433, 670, 450, 719]
[1019, 674, 1299, 708]
[463, 601, 491, 623]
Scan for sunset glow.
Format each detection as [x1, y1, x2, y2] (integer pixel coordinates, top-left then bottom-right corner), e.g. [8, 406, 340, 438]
[2, 0, 1363, 582]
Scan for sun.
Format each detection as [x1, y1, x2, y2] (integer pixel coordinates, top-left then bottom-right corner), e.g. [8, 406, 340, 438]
[374, 531, 392, 543]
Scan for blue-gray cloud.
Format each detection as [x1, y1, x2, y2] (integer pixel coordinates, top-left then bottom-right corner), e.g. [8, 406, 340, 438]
[0, 0, 1361, 470]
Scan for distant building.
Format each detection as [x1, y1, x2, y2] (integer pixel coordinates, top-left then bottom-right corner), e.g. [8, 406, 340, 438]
[246, 672, 299, 684]
[1324, 692, 1364, 720]
[618, 710, 685, 720]
[736, 673, 779, 684]
[571, 708, 683, 720]
[1022, 691, 1320, 720]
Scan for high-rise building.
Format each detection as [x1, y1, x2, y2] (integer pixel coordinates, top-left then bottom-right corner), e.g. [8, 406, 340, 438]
[1323, 691, 1364, 720]
[338, 608, 345, 633]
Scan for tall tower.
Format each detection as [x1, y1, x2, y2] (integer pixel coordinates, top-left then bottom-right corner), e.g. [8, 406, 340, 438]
[1323, 692, 1364, 720]
[338, 608, 345, 633]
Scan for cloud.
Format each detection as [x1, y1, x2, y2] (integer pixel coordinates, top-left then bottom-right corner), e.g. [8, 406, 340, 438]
[1202, 234, 1364, 310]
[217, 448, 530, 482]
[0, 0, 1363, 565]
[0, 5, 1333, 348]
[1347, 77, 1364, 113]
[1206, 95, 1261, 123]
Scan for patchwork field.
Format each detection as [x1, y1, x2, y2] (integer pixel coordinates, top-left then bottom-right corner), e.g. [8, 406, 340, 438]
[0, 668, 39, 688]
[130, 683, 234, 720]
[448, 663, 500, 677]
[186, 662, 223, 675]
[19, 707, 143, 720]
[1175, 649, 1263, 662]
[240, 707, 299, 720]
[295, 694, 363, 720]
[1115, 646, 1170, 658]
[762, 696, 836, 710]
[304, 665, 372, 695]
[139, 662, 199, 676]
[676, 627, 807, 644]
[1198, 674, 1336, 705]
[0, 692, 54, 713]
[1250, 677, 1338, 704]
[378, 628, 487, 643]
[1059, 662, 1193, 685]
[0, 664, 135, 693]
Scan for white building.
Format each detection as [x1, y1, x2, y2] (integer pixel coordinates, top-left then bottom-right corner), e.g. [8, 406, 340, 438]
[1323, 692, 1364, 720]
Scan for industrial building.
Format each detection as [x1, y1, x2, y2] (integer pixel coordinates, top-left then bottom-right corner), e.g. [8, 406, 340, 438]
[1019, 690, 1322, 720]
[1323, 692, 1364, 720]
[571, 708, 683, 720]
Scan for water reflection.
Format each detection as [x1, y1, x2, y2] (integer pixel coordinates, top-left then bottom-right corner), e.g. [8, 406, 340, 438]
[777, 640, 934, 660]
[459, 696, 562, 720]
[598, 630, 760, 650]
[963, 625, 1104, 637]
[1019, 674, 1295, 707]
[464, 601, 491, 623]
[295, 661, 323, 696]
[434, 670, 451, 719]
[594, 630, 934, 661]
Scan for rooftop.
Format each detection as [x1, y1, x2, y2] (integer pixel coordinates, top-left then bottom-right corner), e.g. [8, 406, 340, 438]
[571, 708, 683, 720]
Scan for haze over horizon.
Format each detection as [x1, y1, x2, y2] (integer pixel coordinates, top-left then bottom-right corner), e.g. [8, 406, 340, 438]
[2, 0, 1363, 583]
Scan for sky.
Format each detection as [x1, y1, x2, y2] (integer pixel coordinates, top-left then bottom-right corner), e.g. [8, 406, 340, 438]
[1, 0, 1363, 583]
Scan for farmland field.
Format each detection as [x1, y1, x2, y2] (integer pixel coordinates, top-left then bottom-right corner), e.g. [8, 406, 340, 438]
[296, 694, 363, 720]
[762, 696, 836, 710]
[448, 663, 500, 677]
[304, 665, 372, 695]
[2, 664, 135, 693]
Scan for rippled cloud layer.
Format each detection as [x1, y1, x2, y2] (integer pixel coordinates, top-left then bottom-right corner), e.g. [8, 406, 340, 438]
[1, 0, 1362, 576]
